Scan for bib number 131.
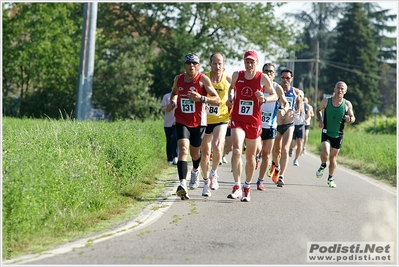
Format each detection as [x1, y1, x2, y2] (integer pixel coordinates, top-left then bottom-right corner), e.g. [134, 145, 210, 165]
[181, 98, 195, 113]
[238, 100, 254, 116]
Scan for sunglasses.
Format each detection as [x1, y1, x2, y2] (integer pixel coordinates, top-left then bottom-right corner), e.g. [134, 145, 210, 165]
[185, 62, 199, 65]
[281, 76, 292, 80]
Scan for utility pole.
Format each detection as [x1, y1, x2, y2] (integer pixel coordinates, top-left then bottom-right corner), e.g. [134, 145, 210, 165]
[281, 40, 320, 129]
[290, 50, 295, 74]
[75, 2, 98, 120]
[313, 40, 319, 129]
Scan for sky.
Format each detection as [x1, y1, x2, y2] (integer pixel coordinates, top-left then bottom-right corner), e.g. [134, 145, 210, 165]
[223, 1, 398, 75]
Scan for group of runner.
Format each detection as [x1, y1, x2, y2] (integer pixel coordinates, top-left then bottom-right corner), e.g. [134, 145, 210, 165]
[165, 50, 355, 202]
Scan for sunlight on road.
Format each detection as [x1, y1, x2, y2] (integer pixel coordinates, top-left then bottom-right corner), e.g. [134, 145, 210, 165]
[361, 198, 397, 241]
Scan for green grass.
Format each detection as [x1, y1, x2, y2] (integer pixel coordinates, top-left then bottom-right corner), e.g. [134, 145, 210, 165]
[2, 116, 397, 260]
[2, 117, 174, 259]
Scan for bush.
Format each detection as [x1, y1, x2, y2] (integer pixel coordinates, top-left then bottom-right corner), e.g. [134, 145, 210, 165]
[355, 115, 396, 135]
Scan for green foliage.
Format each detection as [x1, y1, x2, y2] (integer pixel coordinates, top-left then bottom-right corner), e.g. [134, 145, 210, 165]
[2, 3, 83, 118]
[363, 3, 397, 64]
[93, 34, 160, 121]
[3, 2, 301, 121]
[285, 2, 396, 117]
[2, 118, 166, 257]
[97, 2, 301, 98]
[377, 62, 397, 116]
[285, 2, 345, 97]
[354, 115, 396, 134]
[3, 2, 395, 122]
[324, 3, 379, 123]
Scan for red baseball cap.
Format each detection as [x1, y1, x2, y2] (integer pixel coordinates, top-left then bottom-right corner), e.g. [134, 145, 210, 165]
[244, 50, 258, 61]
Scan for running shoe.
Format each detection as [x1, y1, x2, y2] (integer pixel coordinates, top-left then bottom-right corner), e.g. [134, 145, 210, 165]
[189, 169, 200, 189]
[327, 179, 337, 188]
[257, 179, 265, 191]
[173, 157, 178, 165]
[267, 163, 276, 178]
[293, 159, 299, 166]
[176, 185, 190, 200]
[301, 147, 306, 156]
[241, 187, 251, 202]
[289, 148, 293, 157]
[272, 168, 280, 183]
[277, 176, 285, 187]
[227, 185, 242, 199]
[210, 152, 213, 161]
[316, 166, 325, 178]
[209, 172, 220, 190]
[222, 156, 228, 164]
[202, 180, 211, 196]
[168, 161, 173, 165]
[255, 155, 260, 170]
[242, 144, 246, 154]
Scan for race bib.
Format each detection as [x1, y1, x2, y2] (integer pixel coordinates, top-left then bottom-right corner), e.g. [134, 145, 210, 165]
[207, 104, 220, 116]
[238, 100, 253, 116]
[286, 96, 294, 109]
[180, 98, 195, 113]
[262, 111, 272, 123]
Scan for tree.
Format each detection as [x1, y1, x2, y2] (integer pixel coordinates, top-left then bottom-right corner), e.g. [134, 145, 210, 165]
[363, 3, 397, 117]
[324, 3, 379, 123]
[92, 34, 159, 121]
[2, 3, 83, 118]
[96, 2, 300, 98]
[363, 3, 397, 65]
[285, 2, 396, 114]
[284, 3, 345, 98]
[377, 62, 396, 116]
[3, 2, 300, 120]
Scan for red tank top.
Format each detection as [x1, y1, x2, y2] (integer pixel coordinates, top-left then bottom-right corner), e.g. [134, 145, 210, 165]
[175, 72, 208, 127]
[230, 70, 263, 125]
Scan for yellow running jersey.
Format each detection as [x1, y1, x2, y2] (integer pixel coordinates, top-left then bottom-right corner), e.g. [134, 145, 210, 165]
[205, 72, 230, 124]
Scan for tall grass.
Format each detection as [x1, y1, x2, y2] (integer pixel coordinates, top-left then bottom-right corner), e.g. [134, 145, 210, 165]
[2, 118, 168, 258]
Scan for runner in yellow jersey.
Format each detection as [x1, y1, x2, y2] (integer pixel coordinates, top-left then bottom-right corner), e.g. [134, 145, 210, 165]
[200, 53, 232, 197]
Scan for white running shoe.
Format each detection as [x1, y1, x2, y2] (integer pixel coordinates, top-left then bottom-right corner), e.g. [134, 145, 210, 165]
[172, 157, 178, 165]
[227, 185, 242, 199]
[210, 172, 220, 190]
[202, 180, 211, 197]
[241, 187, 251, 202]
[293, 159, 299, 166]
[189, 169, 200, 189]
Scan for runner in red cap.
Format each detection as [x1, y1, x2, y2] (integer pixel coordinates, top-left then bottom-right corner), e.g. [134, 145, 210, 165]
[226, 50, 278, 202]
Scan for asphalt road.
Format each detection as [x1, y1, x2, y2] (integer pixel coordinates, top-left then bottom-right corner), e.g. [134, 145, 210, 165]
[5, 150, 397, 265]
